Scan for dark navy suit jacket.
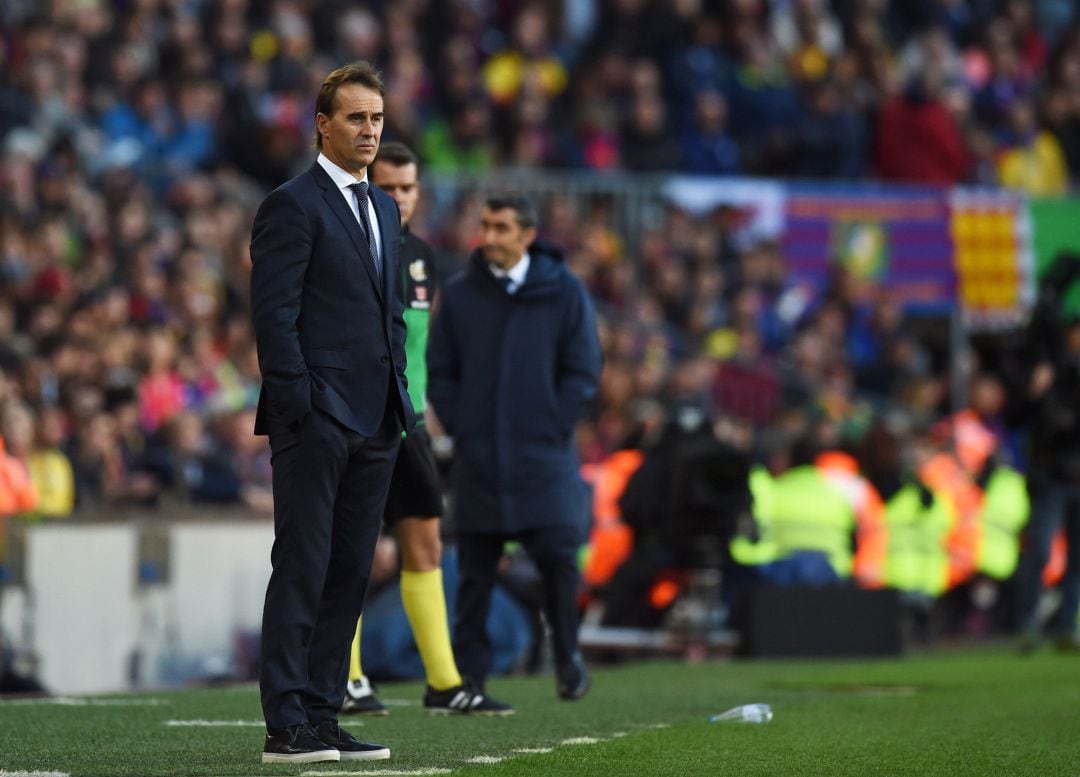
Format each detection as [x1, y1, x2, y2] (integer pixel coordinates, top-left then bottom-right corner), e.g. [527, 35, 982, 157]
[250, 160, 415, 437]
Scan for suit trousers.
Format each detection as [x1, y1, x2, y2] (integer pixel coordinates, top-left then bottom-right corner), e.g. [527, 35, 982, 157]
[260, 402, 400, 731]
[454, 524, 582, 684]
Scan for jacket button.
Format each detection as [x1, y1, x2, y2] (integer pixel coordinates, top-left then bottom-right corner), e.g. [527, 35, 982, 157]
[380, 356, 389, 364]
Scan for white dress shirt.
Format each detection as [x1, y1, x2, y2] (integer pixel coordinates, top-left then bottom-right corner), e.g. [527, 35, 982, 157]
[489, 252, 531, 294]
[317, 152, 382, 267]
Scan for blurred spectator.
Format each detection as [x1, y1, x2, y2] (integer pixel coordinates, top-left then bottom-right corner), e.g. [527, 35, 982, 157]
[221, 407, 272, 514]
[483, 4, 567, 107]
[26, 405, 75, 518]
[996, 97, 1069, 194]
[1041, 86, 1080, 178]
[873, 66, 971, 184]
[774, 0, 843, 85]
[0, 404, 38, 517]
[725, 20, 800, 174]
[138, 329, 185, 434]
[155, 410, 242, 506]
[679, 90, 741, 176]
[791, 77, 865, 179]
[422, 97, 495, 172]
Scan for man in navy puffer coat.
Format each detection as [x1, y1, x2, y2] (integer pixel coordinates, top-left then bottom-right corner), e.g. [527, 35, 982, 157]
[427, 192, 602, 705]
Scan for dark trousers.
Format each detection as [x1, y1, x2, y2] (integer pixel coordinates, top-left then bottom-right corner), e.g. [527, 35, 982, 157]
[1016, 480, 1080, 636]
[260, 405, 400, 731]
[454, 524, 581, 684]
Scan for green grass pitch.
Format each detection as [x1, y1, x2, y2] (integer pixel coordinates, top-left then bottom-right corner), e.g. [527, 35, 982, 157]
[1, 646, 1076, 776]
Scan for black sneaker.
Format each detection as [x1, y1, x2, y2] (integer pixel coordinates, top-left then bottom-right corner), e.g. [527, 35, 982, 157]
[423, 682, 515, 716]
[556, 653, 591, 701]
[261, 723, 339, 764]
[341, 677, 389, 715]
[313, 720, 390, 761]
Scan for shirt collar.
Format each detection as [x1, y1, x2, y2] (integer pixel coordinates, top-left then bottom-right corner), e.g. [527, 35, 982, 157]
[317, 152, 367, 192]
[489, 252, 530, 287]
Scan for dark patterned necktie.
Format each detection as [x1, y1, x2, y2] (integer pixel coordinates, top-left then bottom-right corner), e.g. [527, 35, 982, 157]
[348, 181, 381, 279]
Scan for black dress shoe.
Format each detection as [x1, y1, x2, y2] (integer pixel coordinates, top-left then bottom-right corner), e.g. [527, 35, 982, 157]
[556, 653, 591, 701]
[262, 723, 339, 764]
[314, 720, 390, 761]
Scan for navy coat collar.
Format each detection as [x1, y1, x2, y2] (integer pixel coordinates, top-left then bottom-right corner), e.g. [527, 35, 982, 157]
[468, 239, 567, 300]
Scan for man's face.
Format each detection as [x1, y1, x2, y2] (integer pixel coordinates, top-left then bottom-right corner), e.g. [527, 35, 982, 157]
[479, 206, 535, 270]
[317, 83, 384, 174]
[371, 160, 420, 225]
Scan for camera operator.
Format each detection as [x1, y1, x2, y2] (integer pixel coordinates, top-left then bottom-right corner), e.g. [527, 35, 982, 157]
[599, 404, 752, 629]
[1014, 254, 1080, 653]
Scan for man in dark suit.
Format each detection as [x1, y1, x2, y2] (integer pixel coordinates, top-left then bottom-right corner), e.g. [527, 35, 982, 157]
[427, 193, 602, 706]
[250, 61, 414, 765]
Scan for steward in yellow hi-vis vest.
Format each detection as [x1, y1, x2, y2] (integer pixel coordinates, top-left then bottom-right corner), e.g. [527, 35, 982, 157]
[730, 465, 779, 566]
[976, 466, 1029, 580]
[882, 483, 955, 597]
[767, 464, 856, 579]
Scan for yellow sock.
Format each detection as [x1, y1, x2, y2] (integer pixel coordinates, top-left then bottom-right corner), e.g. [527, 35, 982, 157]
[348, 616, 364, 682]
[400, 568, 462, 690]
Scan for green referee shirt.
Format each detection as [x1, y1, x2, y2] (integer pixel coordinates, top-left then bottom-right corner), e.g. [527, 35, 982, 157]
[399, 226, 438, 422]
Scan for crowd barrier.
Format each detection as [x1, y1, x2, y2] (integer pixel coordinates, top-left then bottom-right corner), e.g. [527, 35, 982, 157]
[1, 514, 271, 694]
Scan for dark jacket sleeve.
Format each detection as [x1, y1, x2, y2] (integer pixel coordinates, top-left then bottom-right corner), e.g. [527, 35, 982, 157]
[388, 201, 409, 395]
[426, 290, 461, 434]
[250, 186, 312, 426]
[556, 276, 602, 431]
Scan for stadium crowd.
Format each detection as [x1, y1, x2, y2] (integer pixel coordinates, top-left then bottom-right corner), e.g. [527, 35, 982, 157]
[0, 0, 1078, 646]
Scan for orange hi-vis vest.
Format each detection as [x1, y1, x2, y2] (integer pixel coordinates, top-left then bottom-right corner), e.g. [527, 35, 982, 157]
[815, 451, 888, 589]
[918, 452, 981, 588]
[0, 435, 40, 563]
[0, 436, 38, 516]
[580, 449, 643, 589]
[1044, 530, 1068, 588]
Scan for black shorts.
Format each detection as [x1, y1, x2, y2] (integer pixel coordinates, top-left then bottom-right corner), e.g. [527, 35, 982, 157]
[383, 425, 444, 524]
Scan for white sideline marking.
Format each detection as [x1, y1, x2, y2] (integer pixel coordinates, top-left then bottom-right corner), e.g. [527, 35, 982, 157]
[560, 736, 604, 745]
[164, 719, 265, 727]
[381, 698, 418, 707]
[0, 771, 71, 777]
[302, 771, 452, 776]
[513, 747, 554, 754]
[642, 723, 670, 730]
[464, 756, 503, 764]
[611, 731, 629, 738]
[0, 697, 168, 707]
[847, 685, 917, 697]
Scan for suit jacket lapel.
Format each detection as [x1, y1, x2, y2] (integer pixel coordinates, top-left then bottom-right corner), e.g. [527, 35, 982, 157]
[310, 163, 383, 300]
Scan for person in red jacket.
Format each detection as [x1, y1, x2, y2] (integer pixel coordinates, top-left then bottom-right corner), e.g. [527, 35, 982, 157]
[873, 66, 970, 185]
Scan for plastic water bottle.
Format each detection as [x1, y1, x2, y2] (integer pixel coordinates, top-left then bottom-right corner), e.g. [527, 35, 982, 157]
[709, 703, 773, 724]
